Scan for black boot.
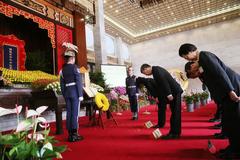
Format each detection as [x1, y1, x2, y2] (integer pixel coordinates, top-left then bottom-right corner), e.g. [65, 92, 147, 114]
[68, 130, 73, 142]
[214, 132, 227, 139]
[71, 129, 84, 142]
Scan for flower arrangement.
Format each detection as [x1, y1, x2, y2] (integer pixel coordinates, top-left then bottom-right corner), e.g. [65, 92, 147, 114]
[2, 78, 13, 88]
[0, 105, 66, 160]
[148, 96, 157, 104]
[31, 79, 58, 91]
[108, 87, 126, 100]
[200, 91, 209, 100]
[107, 87, 126, 112]
[90, 83, 104, 92]
[184, 91, 206, 104]
[183, 93, 194, 104]
[113, 86, 126, 96]
[44, 81, 61, 95]
[0, 67, 58, 84]
[192, 92, 201, 103]
[118, 98, 129, 110]
[109, 89, 118, 100]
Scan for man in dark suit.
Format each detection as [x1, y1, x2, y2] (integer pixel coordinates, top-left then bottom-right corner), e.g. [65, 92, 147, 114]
[136, 77, 159, 99]
[185, 62, 227, 139]
[202, 83, 222, 123]
[140, 64, 183, 139]
[136, 77, 164, 124]
[179, 43, 240, 159]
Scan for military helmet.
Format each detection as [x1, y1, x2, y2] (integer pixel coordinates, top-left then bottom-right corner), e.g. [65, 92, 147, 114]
[64, 50, 76, 57]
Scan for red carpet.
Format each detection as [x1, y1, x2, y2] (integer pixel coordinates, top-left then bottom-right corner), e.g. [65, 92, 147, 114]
[52, 102, 228, 160]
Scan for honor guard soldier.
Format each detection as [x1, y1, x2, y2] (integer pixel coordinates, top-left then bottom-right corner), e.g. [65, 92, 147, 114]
[60, 49, 84, 142]
[126, 66, 139, 120]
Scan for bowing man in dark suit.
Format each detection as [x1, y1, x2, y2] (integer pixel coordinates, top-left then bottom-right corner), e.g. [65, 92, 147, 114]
[185, 62, 227, 139]
[136, 77, 164, 125]
[179, 43, 240, 159]
[126, 66, 139, 120]
[136, 77, 159, 99]
[140, 64, 183, 139]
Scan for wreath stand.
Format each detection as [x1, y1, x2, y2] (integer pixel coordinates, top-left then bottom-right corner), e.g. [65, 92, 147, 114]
[91, 106, 118, 129]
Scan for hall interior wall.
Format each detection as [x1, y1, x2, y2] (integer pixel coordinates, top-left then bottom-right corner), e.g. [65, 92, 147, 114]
[129, 18, 240, 93]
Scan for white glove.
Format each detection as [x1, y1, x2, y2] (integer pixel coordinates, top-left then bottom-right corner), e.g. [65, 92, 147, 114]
[79, 96, 84, 101]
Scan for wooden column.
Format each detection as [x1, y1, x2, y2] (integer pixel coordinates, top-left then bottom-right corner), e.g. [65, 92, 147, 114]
[74, 12, 87, 68]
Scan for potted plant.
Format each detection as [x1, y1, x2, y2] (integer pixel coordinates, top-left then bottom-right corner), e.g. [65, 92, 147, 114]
[0, 105, 66, 160]
[200, 91, 209, 106]
[89, 71, 106, 89]
[192, 92, 201, 109]
[183, 94, 194, 112]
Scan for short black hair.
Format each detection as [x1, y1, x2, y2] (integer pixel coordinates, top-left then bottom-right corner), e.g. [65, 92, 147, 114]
[185, 62, 195, 78]
[179, 43, 197, 57]
[186, 72, 191, 79]
[140, 63, 151, 73]
[184, 61, 195, 72]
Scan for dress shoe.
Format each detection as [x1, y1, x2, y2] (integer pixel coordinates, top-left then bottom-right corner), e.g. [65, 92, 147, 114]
[214, 132, 227, 139]
[68, 134, 84, 142]
[161, 133, 180, 140]
[131, 117, 138, 120]
[219, 146, 232, 154]
[212, 123, 222, 129]
[217, 145, 240, 159]
[209, 118, 221, 122]
[218, 149, 240, 159]
[68, 129, 84, 142]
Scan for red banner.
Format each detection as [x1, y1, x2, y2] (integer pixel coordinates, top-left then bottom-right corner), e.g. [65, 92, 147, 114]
[56, 25, 73, 73]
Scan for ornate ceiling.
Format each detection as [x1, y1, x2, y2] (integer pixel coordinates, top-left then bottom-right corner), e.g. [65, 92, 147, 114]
[103, 0, 240, 44]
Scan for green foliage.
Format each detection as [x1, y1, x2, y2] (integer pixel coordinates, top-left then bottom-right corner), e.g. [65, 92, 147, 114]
[0, 106, 66, 160]
[200, 91, 209, 100]
[192, 93, 201, 102]
[121, 104, 129, 111]
[183, 95, 194, 104]
[25, 50, 53, 74]
[89, 71, 106, 89]
[0, 130, 66, 160]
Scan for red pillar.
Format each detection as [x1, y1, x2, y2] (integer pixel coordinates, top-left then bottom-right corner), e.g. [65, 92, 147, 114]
[74, 12, 87, 69]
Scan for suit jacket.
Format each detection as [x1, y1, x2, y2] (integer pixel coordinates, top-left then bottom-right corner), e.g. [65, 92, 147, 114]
[136, 77, 160, 98]
[199, 51, 240, 103]
[152, 66, 183, 100]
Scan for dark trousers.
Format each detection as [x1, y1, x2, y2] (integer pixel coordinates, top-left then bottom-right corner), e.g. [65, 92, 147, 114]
[222, 98, 240, 152]
[157, 93, 182, 135]
[65, 97, 80, 130]
[214, 101, 223, 119]
[129, 95, 138, 113]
